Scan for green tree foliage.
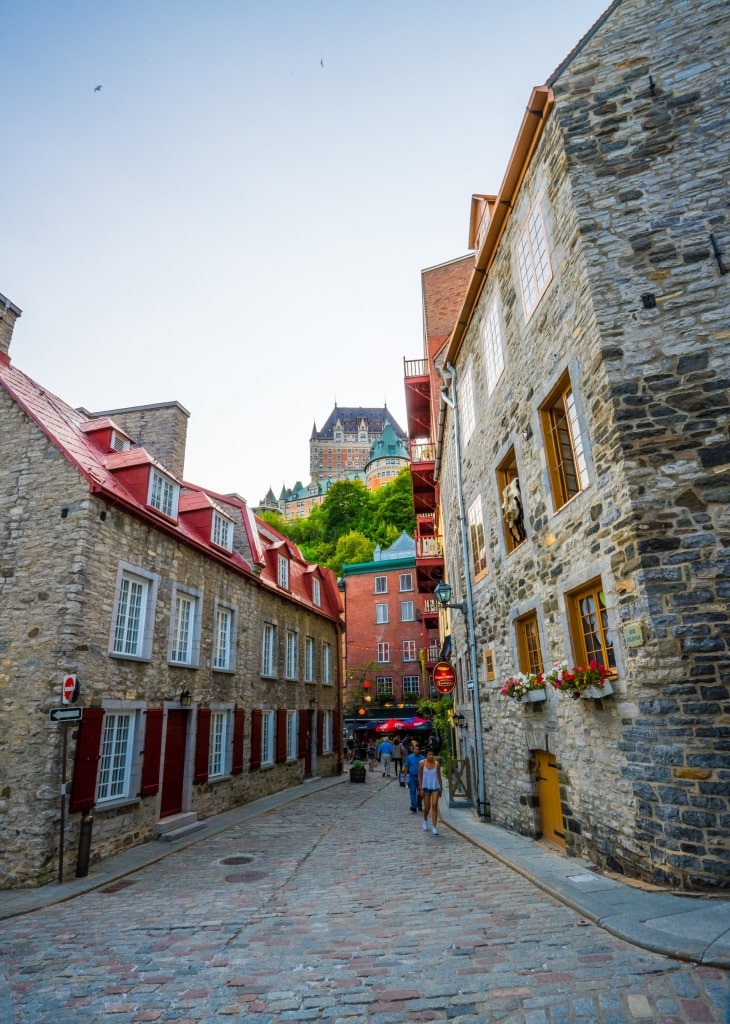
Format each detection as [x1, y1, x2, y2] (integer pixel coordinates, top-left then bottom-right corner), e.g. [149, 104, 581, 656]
[331, 531, 375, 575]
[371, 468, 416, 542]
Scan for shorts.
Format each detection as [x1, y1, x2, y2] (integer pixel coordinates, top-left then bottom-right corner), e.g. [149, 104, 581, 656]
[422, 787, 441, 794]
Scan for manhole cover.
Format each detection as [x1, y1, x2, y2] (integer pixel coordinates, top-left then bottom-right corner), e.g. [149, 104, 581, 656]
[220, 855, 255, 865]
[225, 871, 267, 883]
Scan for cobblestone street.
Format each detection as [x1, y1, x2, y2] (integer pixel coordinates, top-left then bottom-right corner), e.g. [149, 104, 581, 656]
[1, 775, 728, 1023]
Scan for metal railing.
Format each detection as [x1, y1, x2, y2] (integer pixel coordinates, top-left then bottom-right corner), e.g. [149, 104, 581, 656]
[404, 357, 428, 378]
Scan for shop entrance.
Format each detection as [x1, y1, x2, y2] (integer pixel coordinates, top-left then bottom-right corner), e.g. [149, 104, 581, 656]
[535, 750, 566, 848]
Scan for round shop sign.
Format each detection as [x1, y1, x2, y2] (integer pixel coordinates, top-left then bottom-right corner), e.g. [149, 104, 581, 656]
[432, 661, 456, 694]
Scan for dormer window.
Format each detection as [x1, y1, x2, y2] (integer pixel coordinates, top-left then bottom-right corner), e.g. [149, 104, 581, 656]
[110, 431, 131, 453]
[278, 555, 289, 589]
[211, 510, 233, 552]
[148, 469, 179, 519]
[312, 577, 321, 606]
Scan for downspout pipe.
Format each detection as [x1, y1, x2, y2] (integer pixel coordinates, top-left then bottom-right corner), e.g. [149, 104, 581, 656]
[441, 361, 488, 820]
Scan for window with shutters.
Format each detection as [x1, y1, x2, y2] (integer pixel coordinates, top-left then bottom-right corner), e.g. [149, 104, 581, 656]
[261, 710, 275, 766]
[286, 710, 298, 760]
[540, 373, 590, 511]
[208, 710, 230, 778]
[97, 711, 135, 803]
[110, 563, 159, 660]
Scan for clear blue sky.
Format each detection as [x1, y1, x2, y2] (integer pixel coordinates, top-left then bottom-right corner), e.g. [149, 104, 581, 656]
[3, 0, 609, 505]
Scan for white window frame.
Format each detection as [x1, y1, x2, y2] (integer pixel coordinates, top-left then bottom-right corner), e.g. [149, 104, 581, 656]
[262, 622, 276, 677]
[517, 199, 553, 320]
[401, 600, 415, 622]
[286, 710, 298, 760]
[211, 510, 234, 552]
[110, 563, 159, 661]
[322, 642, 332, 685]
[467, 495, 488, 579]
[147, 468, 179, 519]
[483, 299, 505, 395]
[209, 708, 232, 779]
[261, 709, 275, 767]
[399, 573, 413, 592]
[403, 639, 417, 662]
[376, 676, 393, 699]
[286, 629, 299, 679]
[374, 576, 387, 594]
[96, 710, 135, 803]
[312, 577, 321, 606]
[305, 636, 315, 682]
[377, 641, 390, 663]
[375, 603, 389, 624]
[403, 675, 420, 697]
[168, 584, 203, 666]
[458, 363, 476, 443]
[212, 602, 236, 672]
[322, 711, 333, 754]
[278, 555, 289, 589]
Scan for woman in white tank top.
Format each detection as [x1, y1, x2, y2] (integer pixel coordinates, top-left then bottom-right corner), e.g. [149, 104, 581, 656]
[417, 749, 443, 835]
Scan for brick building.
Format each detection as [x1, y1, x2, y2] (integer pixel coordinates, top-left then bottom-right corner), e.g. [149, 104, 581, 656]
[0, 299, 343, 889]
[405, 0, 729, 889]
[340, 532, 439, 732]
[309, 405, 406, 484]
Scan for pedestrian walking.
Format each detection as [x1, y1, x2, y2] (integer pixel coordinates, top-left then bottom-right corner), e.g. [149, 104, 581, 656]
[418, 749, 443, 835]
[391, 737, 406, 778]
[378, 737, 393, 776]
[402, 742, 425, 812]
[366, 741, 377, 772]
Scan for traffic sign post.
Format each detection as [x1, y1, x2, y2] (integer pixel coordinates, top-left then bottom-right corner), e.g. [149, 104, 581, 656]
[62, 674, 79, 704]
[50, 706, 83, 723]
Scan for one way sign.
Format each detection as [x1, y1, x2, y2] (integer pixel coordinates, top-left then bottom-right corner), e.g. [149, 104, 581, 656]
[50, 707, 83, 723]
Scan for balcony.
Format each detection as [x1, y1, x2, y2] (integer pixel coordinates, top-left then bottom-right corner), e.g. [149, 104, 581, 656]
[404, 358, 432, 438]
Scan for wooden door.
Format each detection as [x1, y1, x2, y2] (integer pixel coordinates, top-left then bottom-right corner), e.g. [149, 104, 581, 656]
[535, 750, 566, 848]
[160, 710, 188, 817]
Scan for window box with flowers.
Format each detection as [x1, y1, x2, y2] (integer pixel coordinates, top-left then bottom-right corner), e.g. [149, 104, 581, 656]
[545, 661, 613, 700]
[500, 672, 547, 703]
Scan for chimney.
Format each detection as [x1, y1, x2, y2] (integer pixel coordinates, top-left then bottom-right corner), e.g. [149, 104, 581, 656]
[0, 293, 22, 365]
[78, 400, 191, 480]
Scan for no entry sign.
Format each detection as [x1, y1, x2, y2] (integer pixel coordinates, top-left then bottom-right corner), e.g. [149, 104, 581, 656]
[62, 674, 79, 704]
[432, 661, 456, 694]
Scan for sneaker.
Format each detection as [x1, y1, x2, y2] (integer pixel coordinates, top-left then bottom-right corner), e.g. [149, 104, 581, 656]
[432, 827, 439, 835]
[422, 819, 428, 830]
[410, 807, 417, 813]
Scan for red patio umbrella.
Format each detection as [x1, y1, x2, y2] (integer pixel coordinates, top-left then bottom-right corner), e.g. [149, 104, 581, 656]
[375, 718, 407, 732]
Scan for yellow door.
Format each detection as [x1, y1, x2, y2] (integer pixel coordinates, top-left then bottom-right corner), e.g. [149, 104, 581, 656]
[535, 750, 566, 848]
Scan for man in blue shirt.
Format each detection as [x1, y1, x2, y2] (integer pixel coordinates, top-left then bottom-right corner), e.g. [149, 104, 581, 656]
[402, 742, 425, 811]
[378, 737, 393, 776]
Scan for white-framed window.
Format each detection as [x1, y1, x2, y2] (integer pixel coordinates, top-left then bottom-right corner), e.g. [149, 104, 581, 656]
[169, 584, 202, 666]
[483, 299, 505, 395]
[286, 710, 298, 760]
[467, 495, 488, 579]
[148, 468, 179, 519]
[305, 636, 315, 682]
[262, 622, 276, 676]
[377, 641, 390, 663]
[211, 510, 233, 552]
[403, 640, 417, 661]
[212, 603, 236, 671]
[375, 603, 389, 624]
[322, 711, 333, 753]
[278, 555, 289, 589]
[261, 710, 275, 766]
[517, 200, 553, 320]
[312, 578, 321, 606]
[110, 564, 159, 660]
[399, 573, 413, 592]
[376, 676, 393, 698]
[374, 576, 387, 594]
[401, 601, 415, 622]
[458, 363, 476, 443]
[403, 675, 420, 696]
[286, 629, 298, 679]
[208, 709, 230, 779]
[97, 711, 135, 802]
[322, 642, 332, 684]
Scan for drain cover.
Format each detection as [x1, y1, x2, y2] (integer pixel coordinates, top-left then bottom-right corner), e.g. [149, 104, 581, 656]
[220, 855, 255, 865]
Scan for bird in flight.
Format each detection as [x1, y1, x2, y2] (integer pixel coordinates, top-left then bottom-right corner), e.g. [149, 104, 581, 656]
[320, 59, 324, 68]
[94, 84, 102, 92]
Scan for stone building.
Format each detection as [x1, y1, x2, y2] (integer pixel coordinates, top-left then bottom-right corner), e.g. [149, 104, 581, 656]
[405, 0, 729, 889]
[309, 405, 406, 484]
[0, 299, 343, 889]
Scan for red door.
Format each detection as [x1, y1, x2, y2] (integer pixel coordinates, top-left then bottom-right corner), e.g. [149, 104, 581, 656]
[160, 710, 188, 817]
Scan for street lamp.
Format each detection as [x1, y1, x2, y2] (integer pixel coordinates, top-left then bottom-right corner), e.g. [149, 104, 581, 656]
[434, 580, 467, 615]
[453, 712, 466, 728]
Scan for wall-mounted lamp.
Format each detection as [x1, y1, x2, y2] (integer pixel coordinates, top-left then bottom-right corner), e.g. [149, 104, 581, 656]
[309, 697, 318, 711]
[453, 713, 467, 729]
[434, 580, 467, 616]
[179, 689, 193, 708]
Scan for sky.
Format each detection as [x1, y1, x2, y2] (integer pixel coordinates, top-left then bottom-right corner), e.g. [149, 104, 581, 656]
[3, 0, 609, 506]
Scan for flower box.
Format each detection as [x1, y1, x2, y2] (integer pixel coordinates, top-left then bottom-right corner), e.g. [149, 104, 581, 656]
[581, 680, 614, 699]
[520, 687, 547, 703]
[500, 672, 545, 701]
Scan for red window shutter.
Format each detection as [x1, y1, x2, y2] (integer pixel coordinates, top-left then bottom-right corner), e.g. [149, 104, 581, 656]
[194, 708, 211, 784]
[316, 709, 324, 755]
[140, 707, 164, 797]
[333, 707, 342, 756]
[275, 708, 287, 764]
[297, 708, 309, 759]
[250, 709, 262, 770]
[232, 708, 245, 775]
[69, 706, 105, 813]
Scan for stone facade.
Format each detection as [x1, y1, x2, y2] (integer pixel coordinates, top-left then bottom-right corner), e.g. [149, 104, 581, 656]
[433, 0, 729, 889]
[0, 310, 343, 889]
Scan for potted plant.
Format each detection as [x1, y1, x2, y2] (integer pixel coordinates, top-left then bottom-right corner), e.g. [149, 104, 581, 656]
[349, 759, 367, 783]
[545, 660, 613, 699]
[499, 672, 546, 703]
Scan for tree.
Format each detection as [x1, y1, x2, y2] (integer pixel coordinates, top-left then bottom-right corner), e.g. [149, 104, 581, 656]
[371, 468, 416, 541]
[330, 531, 374, 575]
